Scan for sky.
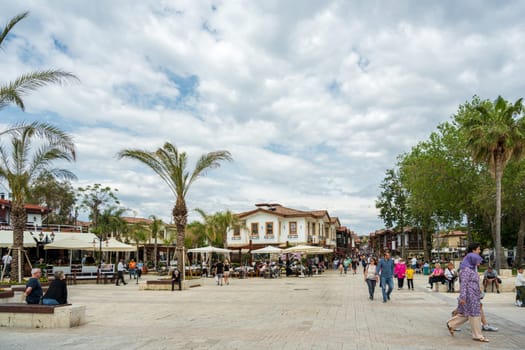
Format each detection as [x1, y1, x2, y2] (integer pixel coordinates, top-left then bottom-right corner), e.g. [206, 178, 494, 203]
[1, 0, 525, 235]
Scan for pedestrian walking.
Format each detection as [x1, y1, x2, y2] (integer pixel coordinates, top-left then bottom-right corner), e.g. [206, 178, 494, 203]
[364, 257, 379, 300]
[406, 264, 415, 290]
[216, 260, 224, 286]
[376, 251, 394, 303]
[394, 258, 407, 290]
[446, 242, 488, 342]
[116, 259, 127, 286]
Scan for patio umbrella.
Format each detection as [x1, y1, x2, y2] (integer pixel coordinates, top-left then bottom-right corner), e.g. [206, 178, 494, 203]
[251, 246, 282, 254]
[44, 237, 94, 250]
[0, 230, 37, 248]
[187, 245, 233, 254]
[282, 245, 321, 254]
[306, 247, 333, 254]
[99, 238, 135, 252]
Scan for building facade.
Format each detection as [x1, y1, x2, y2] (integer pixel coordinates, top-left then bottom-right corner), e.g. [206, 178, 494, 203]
[226, 203, 342, 250]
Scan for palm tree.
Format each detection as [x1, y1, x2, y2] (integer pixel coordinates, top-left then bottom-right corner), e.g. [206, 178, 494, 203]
[117, 142, 232, 281]
[149, 215, 164, 269]
[127, 222, 149, 262]
[0, 11, 79, 111]
[195, 208, 242, 247]
[455, 95, 525, 271]
[0, 122, 76, 281]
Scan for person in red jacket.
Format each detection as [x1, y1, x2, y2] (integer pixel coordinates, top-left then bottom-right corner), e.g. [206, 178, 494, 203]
[394, 258, 407, 290]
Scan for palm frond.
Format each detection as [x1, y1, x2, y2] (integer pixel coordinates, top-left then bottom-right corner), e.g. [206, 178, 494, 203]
[0, 11, 29, 48]
[0, 70, 79, 111]
[186, 150, 232, 195]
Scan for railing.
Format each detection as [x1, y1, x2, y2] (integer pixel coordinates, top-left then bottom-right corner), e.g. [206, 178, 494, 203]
[0, 223, 85, 232]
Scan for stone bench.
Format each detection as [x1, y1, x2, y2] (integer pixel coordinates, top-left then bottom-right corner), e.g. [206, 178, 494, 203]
[0, 303, 86, 328]
[140, 279, 202, 291]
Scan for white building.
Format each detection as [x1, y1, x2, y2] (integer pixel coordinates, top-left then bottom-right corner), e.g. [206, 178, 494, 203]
[227, 203, 340, 249]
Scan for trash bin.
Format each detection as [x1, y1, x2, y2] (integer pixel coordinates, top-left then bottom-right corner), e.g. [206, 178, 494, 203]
[423, 266, 430, 275]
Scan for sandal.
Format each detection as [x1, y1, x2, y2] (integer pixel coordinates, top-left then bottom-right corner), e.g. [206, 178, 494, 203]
[473, 337, 489, 343]
[446, 322, 454, 336]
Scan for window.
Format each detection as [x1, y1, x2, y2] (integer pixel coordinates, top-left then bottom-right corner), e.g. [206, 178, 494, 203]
[265, 222, 273, 236]
[289, 222, 297, 235]
[233, 226, 240, 236]
[251, 223, 259, 235]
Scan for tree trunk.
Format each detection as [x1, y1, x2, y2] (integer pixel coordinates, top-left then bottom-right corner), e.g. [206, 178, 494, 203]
[173, 197, 187, 282]
[154, 234, 158, 270]
[10, 202, 27, 282]
[422, 229, 429, 262]
[516, 213, 525, 268]
[494, 158, 505, 271]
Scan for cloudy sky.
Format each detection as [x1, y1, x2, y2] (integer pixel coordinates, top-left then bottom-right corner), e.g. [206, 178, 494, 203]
[1, 1, 525, 235]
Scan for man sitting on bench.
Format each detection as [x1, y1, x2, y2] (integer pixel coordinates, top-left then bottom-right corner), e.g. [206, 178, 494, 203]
[23, 268, 43, 304]
[483, 266, 500, 293]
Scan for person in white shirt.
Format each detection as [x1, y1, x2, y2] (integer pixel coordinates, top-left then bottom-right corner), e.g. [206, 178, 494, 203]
[115, 259, 127, 286]
[515, 266, 525, 307]
[2, 252, 12, 276]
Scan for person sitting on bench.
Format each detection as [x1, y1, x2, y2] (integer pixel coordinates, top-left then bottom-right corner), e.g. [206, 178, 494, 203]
[483, 266, 500, 293]
[23, 268, 43, 304]
[427, 263, 446, 289]
[42, 270, 68, 305]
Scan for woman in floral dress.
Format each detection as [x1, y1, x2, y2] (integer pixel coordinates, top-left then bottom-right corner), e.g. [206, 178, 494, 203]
[446, 242, 488, 342]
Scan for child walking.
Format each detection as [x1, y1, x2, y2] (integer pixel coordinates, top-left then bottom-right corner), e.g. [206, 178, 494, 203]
[406, 264, 415, 290]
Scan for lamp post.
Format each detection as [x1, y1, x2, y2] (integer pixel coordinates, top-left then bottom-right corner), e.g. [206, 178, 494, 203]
[92, 235, 107, 271]
[34, 231, 55, 262]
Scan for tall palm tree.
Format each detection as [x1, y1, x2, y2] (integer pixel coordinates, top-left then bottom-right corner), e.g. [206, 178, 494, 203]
[456, 95, 525, 271]
[149, 215, 164, 269]
[0, 11, 79, 111]
[0, 122, 76, 281]
[117, 142, 232, 280]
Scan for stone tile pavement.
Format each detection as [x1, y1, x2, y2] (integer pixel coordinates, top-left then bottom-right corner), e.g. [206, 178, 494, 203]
[0, 271, 523, 349]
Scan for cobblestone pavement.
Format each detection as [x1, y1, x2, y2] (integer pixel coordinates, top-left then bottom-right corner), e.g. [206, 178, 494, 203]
[0, 271, 523, 349]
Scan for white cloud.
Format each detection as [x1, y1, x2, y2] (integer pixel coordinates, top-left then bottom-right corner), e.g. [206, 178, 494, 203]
[2, 1, 525, 234]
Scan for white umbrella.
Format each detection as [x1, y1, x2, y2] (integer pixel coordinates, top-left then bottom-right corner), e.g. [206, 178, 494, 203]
[187, 245, 233, 254]
[99, 238, 135, 252]
[44, 237, 94, 250]
[251, 246, 282, 254]
[306, 247, 333, 254]
[0, 230, 37, 248]
[282, 245, 322, 253]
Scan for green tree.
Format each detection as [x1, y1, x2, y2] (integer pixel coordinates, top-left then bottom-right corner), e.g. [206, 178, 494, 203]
[455, 95, 525, 271]
[27, 172, 76, 225]
[194, 208, 242, 247]
[0, 11, 78, 111]
[127, 221, 149, 261]
[76, 184, 120, 230]
[0, 122, 76, 282]
[117, 142, 232, 281]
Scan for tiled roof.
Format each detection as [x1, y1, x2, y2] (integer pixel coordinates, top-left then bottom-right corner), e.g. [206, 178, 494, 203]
[238, 203, 330, 220]
[122, 217, 153, 224]
[0, 199, 50, 212]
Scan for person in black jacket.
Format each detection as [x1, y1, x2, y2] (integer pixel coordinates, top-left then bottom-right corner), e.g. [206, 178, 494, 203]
[171, 268, 181, 291]
[42, 270, 68, 305]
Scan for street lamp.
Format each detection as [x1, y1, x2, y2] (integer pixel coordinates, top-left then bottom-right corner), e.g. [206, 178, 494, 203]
[92, 236, 108, 270]
[33, 231, 55, 261]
